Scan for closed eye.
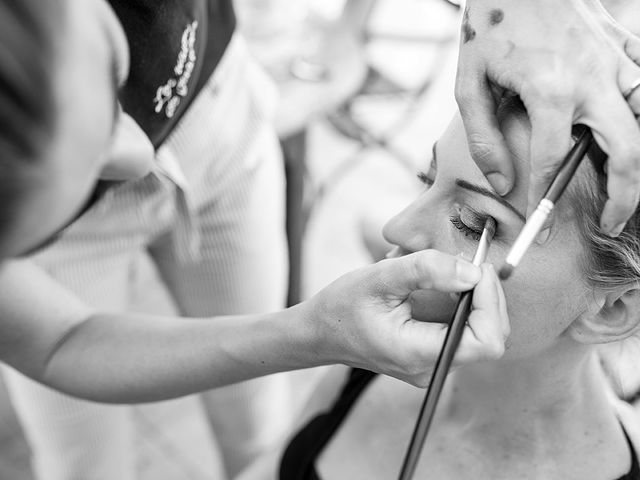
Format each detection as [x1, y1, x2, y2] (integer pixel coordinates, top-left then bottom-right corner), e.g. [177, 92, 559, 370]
[417, 171, 434, 187]
[450, 215, 483, 241]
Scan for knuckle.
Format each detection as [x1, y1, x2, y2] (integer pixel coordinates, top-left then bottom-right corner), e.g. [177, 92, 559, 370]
[466, 134, 496, 165]
[454, 83, 474, 108]
[417, 249, 439, 275]
[521, 68, 569, 102]
[610, 147, 640, 173]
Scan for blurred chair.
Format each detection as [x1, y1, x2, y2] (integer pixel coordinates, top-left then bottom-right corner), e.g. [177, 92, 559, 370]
[238, 0, 460, 305]
[248, 0, 373, 305]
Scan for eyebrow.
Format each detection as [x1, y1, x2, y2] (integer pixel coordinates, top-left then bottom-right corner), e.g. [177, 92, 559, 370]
[431, 142, 525, 223]
[456, 179, 526, 222]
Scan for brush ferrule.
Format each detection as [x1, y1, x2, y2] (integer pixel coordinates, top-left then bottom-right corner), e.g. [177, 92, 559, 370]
[504, 199, 554, 269]
[472, 218, 496, 266]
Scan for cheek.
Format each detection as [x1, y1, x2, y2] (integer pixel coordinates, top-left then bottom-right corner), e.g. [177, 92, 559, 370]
[410, 290, 458, 323]
[498, 239, 587, 356]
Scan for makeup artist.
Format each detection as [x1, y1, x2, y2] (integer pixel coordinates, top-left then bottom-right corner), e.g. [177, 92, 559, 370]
[456, 0, 640, 236]
[0, 1, 509, 479]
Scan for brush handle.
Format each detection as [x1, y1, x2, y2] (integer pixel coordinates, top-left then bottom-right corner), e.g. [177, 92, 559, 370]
[501, 126, 594, 277]
[398, 218, 495, 480]
[544, 126, 593, 203]
[397, 290, 473, 480]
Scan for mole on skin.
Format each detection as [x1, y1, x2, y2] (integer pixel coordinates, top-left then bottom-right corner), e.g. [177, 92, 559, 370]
[489, 9, 504, 26]
[462, 7, 476, 43]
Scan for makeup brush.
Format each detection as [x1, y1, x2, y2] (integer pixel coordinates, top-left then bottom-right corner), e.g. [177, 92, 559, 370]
[499, 126, 594, 280]
[398, 216, 496, 480]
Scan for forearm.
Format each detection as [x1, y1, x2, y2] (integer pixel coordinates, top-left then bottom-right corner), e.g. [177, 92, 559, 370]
[1, 250, 502, 399]
[40, 302, 328, 403]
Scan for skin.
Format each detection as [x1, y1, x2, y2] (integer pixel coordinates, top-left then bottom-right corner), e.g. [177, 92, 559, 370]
[456, 0, 640, 237]
[385, 113, 587, 358]
[0, 0, 511, 401]
[310, 110, 640, 479]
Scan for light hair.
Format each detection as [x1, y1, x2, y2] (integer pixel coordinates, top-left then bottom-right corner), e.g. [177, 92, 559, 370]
[569, 145, 640, 292]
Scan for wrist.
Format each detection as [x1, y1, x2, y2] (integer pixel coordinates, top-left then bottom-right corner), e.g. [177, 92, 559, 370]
[259, 300, 335, 370]
[285, 299, 335, 367]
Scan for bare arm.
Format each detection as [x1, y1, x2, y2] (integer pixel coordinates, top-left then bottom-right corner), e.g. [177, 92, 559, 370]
[0, 259, 328, 402]
[0, 252, 508, 403]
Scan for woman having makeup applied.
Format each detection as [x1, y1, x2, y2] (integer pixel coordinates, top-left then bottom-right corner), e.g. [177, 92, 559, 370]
[236, 97, 640, 480]
[0, 1, 510, 477]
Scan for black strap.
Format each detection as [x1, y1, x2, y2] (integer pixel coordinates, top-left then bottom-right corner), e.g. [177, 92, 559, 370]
[279, 369, 640, 480]
[618, 424, 640, 480]
[279, 369, 377, 480]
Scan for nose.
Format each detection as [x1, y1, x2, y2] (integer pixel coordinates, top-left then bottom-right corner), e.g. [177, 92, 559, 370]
[382, 199, 433, 255]
[100, 113, 155, 180]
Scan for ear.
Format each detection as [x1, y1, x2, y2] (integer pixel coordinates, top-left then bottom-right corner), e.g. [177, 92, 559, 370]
[568, 288, 640, 345]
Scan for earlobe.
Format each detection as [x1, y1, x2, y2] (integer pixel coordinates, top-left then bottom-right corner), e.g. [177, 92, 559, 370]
[568, 289, 640, 345]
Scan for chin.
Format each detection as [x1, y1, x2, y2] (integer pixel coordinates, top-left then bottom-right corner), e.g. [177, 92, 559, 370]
[409, 290, 457, 323]
[99, 159, 154, 181]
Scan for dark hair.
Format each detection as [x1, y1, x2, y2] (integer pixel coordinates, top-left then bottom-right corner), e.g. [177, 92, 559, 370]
[0, 0, 62, 235]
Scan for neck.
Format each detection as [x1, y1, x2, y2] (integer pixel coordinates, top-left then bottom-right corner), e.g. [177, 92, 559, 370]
[440, 344, 622, 454]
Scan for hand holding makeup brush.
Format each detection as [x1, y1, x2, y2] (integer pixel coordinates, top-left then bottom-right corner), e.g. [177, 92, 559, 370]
[456, 0, 640, 237]
[304, 249, 510, 388]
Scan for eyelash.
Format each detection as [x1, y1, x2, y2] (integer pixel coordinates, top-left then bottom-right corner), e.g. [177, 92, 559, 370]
[417, 171, 433, 186]
[449, 215, 483, 241]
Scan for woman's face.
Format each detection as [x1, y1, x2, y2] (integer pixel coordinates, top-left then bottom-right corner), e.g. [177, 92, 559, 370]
[383, 111, 594, 358]
[7, 0, 154, 257]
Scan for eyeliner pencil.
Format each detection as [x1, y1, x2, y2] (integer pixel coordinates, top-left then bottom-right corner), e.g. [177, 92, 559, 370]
[499, 126, 594, 280]
[397, 216, 496, 480]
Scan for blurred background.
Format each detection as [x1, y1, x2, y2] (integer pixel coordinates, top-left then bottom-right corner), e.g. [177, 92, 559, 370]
[0, 0, 636, 478]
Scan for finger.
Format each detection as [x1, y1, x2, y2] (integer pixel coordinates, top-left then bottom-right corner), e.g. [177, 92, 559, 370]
[462, 264, 506, 360]
[624, 35, 640, 66]
[456, 73, 515, 195]
[619, 55, 640, 114]
[583, 92, 640, 235]
[397, 317, 495, 386]
[601, 178, 640, 237]
[525, 104, 573, 217]
[376, 250, 481, 298]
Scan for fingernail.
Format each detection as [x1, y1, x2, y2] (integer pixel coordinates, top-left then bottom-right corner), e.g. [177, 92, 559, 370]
[456, 259, 481, 284]
[534, 226, 551, 245]
[608, 222, 625, 237]
[486, 173, 510, 196]
[456, 251, 471, 262]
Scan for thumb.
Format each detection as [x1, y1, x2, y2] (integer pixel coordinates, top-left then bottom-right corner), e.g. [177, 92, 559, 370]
[374, 250, 481, 299]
